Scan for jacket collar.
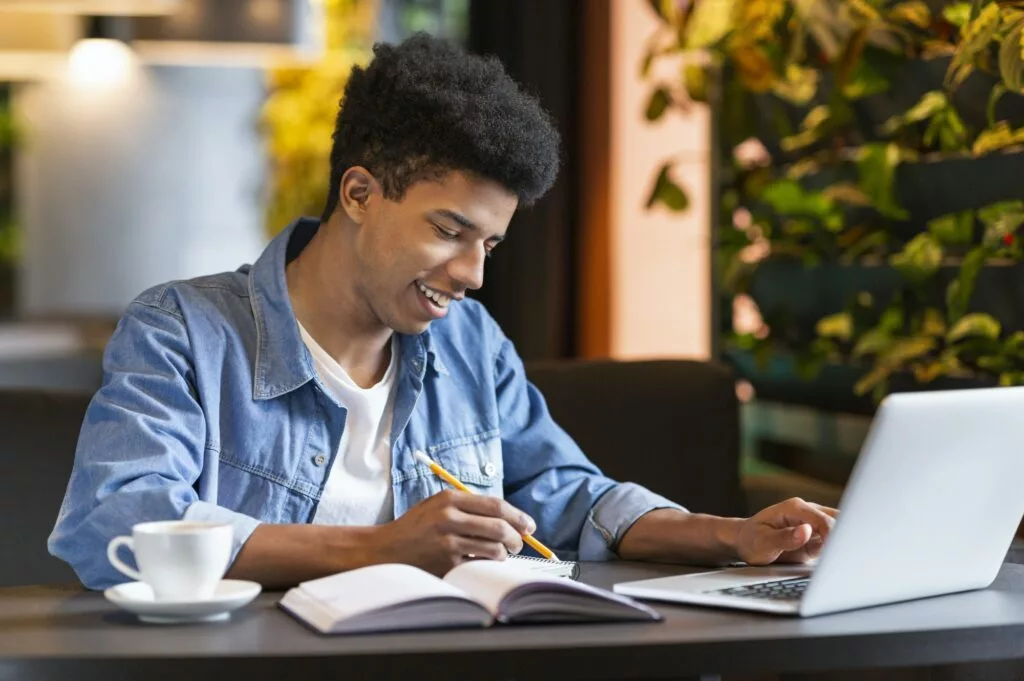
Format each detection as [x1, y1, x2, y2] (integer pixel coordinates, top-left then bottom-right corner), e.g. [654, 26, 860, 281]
[247, 218, 446, 401]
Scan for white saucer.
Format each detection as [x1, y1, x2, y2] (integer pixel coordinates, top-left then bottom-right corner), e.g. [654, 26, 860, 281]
[104, 579, 262, 624]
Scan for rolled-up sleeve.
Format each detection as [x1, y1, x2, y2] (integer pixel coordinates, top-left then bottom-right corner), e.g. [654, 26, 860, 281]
[47, 297, 260, 590]
[494, 337, 685, 561]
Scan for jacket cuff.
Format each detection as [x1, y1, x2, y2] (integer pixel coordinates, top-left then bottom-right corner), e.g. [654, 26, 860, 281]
[183, 500, 262, 567]
[578, 482, 686, 561]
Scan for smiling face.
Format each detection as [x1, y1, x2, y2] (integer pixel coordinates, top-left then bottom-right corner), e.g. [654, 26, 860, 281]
[344, 169, 518, 335]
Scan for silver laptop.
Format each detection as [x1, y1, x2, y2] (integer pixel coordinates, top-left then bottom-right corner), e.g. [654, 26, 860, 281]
[614, 386, 1024, 616]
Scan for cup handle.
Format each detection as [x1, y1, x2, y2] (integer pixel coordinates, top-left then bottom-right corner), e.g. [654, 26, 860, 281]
[106, 536, 143, 582]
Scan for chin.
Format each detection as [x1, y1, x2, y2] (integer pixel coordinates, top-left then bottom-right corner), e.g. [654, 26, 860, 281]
[391, 318, 432, 336]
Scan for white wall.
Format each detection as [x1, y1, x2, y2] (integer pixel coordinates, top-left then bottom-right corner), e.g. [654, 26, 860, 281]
[15, 64, 268, 316]
[608, 2, 711, 360]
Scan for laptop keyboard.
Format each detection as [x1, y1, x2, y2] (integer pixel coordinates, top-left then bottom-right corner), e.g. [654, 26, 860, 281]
[706, 577, 810, 602]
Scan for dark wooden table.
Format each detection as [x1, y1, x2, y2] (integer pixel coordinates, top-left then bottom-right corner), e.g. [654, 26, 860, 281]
[4, 561, 1024, 681]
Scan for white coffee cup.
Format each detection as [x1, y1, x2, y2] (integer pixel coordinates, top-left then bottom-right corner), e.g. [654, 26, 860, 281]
[106, 521, 233, 601]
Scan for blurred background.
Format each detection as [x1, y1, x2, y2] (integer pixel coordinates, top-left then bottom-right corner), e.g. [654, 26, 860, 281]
[2, 0, 1023, 513]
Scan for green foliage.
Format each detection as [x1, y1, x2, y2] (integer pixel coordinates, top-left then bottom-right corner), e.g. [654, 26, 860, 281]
[643, 0, 1024, 399]
[0, 94, 18, 265]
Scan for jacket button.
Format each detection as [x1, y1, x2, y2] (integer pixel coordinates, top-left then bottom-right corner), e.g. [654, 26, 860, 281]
[313, 454, 327, 466]
[482, 462, 497, 477]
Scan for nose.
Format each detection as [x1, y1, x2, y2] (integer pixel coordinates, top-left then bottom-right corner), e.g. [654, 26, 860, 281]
[447, 242, 486, 292]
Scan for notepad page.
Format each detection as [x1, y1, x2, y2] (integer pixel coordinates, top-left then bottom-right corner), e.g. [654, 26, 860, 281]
[507, 554, 579, 578]
[299, 563, 474, 619]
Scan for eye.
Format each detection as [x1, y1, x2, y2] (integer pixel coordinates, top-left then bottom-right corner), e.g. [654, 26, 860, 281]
[431, 223, 459, 241]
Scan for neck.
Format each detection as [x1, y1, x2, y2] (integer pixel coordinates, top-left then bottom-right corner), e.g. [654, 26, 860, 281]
[286, 216, 393, 388]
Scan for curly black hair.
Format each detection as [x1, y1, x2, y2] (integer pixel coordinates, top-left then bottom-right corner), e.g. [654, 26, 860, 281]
[320, 32, 561, 222]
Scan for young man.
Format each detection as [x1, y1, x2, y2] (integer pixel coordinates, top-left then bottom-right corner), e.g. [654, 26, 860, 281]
[50, 34, 835, 590]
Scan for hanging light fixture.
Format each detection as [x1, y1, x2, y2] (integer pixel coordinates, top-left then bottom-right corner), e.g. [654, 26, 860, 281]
[0, 1, 175, 80]
[67, 14, 137, 89]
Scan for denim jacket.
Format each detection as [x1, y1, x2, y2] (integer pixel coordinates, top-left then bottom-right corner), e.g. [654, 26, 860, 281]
[49, 218, 683, 589]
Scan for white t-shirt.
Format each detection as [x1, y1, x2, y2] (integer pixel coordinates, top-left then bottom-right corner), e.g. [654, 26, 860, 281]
[298, 322, 398, 526]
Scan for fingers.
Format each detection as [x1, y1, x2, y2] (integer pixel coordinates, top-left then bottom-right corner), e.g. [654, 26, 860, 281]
[447, 510, 524, 555]
[743, 499, 838, 566]
[777, 498, 835, 539]
[451, 537, 509, 562]
[811, 502, 839, 519]
[446, 490, 536, 535]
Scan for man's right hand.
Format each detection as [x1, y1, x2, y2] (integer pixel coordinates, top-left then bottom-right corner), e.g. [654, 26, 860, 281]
[370, 490, 536, 575]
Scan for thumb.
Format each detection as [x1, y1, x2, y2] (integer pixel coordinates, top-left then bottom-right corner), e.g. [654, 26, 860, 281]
[775, 523, 812, 550]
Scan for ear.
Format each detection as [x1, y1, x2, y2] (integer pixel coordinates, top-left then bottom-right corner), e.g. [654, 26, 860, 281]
[339, 166, 380, 224]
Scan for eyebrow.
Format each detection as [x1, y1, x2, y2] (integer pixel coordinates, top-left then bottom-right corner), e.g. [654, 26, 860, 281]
[432, 209, 505, 243]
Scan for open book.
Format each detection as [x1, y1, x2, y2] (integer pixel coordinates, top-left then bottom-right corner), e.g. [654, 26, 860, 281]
[279, 559, 661, 634]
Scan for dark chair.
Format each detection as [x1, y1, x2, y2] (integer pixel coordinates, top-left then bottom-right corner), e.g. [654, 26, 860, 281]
[0, 389, 91, 586]
[1, 360, 742, 586]
[525, 359, 745, 518]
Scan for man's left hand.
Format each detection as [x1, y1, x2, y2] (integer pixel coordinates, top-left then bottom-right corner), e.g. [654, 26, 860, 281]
[735, 497, 838, 565]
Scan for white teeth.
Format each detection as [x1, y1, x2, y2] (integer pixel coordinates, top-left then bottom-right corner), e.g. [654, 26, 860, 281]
[417, 282, 450, 307]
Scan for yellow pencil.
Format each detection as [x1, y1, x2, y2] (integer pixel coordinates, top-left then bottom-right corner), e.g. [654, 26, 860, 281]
[413, 450, 559, 560]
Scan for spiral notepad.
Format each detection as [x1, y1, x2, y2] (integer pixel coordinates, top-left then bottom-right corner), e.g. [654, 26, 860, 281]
[507, 554, 580, 580]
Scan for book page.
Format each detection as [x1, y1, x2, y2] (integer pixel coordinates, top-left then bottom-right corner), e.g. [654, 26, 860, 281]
[443, 559, 579, 612]
[299, 563, 477, 620]
[444, 559, 662, 624]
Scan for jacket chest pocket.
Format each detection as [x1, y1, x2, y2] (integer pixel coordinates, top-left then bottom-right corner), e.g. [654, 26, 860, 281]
[431, 430, 504, 497]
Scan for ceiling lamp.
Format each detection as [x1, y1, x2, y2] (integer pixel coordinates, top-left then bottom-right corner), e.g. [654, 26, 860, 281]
[67, 15, 138, 89]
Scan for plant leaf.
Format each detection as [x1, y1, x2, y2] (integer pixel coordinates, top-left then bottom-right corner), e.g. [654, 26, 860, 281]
[942, 2, 972, 27]
[646, 163, 690, 211]
[683, 0, 738, 48]
[889, 1, 931, 28]
[645, 87, 672, 121]
[946, 246, 987, 322]
[683, 63, 709, 102]
[978, 200, 1024, 245]
[999, 18, 1024, 93]
[890, 233, 943, 284]
[914, 348, 962, 382]
[1004, 330, 1024, 354]
[841, 58, 891, 99]
[879, 336, 938, 366]
[816, 312, 853, 340]
[999, 371, 1024, 386]
[761, 179, 837, 218]
[853, 327, 894, 358]
[856, 143, 909, 219]
[854, 364, 893, 396]
[729, 43, 776, 92]
[972, 121, 1024, 155]
[987, 83, 1007, 127]
[946, 2, 1002, 89]
[921, 308, 947, 336]
[880, 91, 948, 135]
[772, 64, 819, 105]
[927, 211, 974, 245]
[821, 182, 872, 206]
[947, 312, 1002, 343]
